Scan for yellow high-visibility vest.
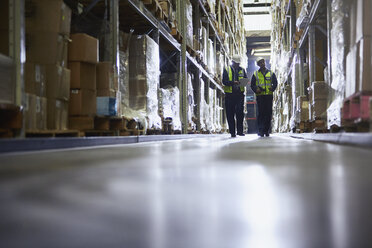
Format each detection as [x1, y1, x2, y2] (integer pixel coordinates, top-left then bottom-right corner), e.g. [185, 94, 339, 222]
[224, 66, 245, 93]
[254, 70, 273, 95]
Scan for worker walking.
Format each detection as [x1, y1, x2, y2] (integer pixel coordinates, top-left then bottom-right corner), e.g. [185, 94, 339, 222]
[223, 54, 247, 137]
[251, 57, 278, 137]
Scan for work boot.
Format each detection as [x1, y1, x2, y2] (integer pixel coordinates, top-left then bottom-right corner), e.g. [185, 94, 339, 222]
[231, 134, 236, 138]
[237, 133, 245, 136]
[265, 133, 270, 137]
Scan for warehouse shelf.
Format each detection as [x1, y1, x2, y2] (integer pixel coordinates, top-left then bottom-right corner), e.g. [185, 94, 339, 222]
[298, 0, 324, 48]
[127, 0, 181, 51]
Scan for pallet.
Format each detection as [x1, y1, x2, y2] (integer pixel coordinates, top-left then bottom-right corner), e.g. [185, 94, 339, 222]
[120, 129, 145, 136]
[342, 91, 372, 122]
[80, 130, 119, 137]
[310, 119, 327, 133]
[147, 129, 162, 135]
[342, 118, 370, 132]
[26, 130, 80, 138]
[94, 116, 126, 131]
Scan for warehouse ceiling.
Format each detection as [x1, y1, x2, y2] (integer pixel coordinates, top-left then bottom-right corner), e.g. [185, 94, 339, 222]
[243, 0, 272, 66]
[243, 0, 272, 37]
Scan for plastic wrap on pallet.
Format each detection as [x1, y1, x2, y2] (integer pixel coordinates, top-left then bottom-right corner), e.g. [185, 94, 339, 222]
[160, 87, 182, 131]
[129, 35, 162, 131]
[290, 54, 301, 129]
[296, 0, 312, 30]
[199, 78, 207, 131]
[186, 0, 193, 49]
[327, 0, 349, 129]
[208, 39, 215, 75]
[200, 27, 208, 65]
[187, 73, 196, 130]
[119, 51, 129, 115]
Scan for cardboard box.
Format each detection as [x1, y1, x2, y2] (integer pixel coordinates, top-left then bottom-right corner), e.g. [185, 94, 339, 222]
[346, 45, 359, 98]
[36, 96, 48, 130]
[25, 0, 71, 35]
[69, 116, 94, 130]
[69, 89, 96, 116]
[46, 65, 70, 101]
[25, 93, 37, 130]
[97, 62, 117, 90]
[26, 32, 68, 66]
[25, 63, 46, 97]
[97, 97, 117, 116]
[47, 98, 68, 130]
[358, 37, 372, 92]
[356, 0, 372, 43]
[68, 62, 96, 90]
[312, 99, 328, 120]
[97, 88, 117, 97]
[68, 33, 99, 64]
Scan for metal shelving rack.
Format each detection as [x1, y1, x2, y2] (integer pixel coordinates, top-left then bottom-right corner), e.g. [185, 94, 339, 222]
[1, 0, 246, 136]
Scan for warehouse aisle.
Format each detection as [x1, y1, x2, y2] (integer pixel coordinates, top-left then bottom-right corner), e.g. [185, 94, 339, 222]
[1, 134, 372, 248]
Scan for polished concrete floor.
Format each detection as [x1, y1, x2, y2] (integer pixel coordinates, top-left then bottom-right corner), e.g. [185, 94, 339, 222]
[1, 134, 372, 248]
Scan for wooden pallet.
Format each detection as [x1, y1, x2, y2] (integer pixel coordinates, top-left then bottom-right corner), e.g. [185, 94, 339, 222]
[26, 130, 80, 138]
[80, 130, 119, 137]
[310, 119, 328, 133]
[342, 118, 370, 132]
[147, 128, 162, 135]
[94, 116, 126, 131]
[120, 129, 145, 136]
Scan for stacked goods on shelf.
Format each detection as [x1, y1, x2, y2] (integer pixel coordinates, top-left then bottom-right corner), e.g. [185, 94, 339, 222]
[343, 0, 372, 127]
[186, 0, 193, 49]
[199, 78, 207, 131]
[187, 73, 196, 131]
[309, 82, 329, 122]
[25, 0, 71, 131]
[68, 33, 98, 130]
[96, 62, 119, 117]
[159, 87, 182, 133]
[296, 96, 309, 123]
[295, 0, 311, 30]
[128, 35, 162, 131]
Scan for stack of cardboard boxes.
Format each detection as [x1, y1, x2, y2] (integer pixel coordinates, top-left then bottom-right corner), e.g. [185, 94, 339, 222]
[68, 33, 99, 130]
[96, 62, 119, 116]
[24, 0, 71, 131]
[309, 81, 329, 121]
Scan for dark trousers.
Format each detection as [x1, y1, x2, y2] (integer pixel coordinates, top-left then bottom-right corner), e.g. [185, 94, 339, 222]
[256, 95, 273, 135]
[225, 94, 244, 135]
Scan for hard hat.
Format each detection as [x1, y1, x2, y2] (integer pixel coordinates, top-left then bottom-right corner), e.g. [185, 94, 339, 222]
[232, 54, 241, 64]
[256, 57, 265, 65]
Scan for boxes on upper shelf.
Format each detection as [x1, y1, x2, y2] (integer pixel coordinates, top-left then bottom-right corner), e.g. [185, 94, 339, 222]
[26, 32, 68, 66]
[25, 0, 71, 35]
[68, 33, 99, 64]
